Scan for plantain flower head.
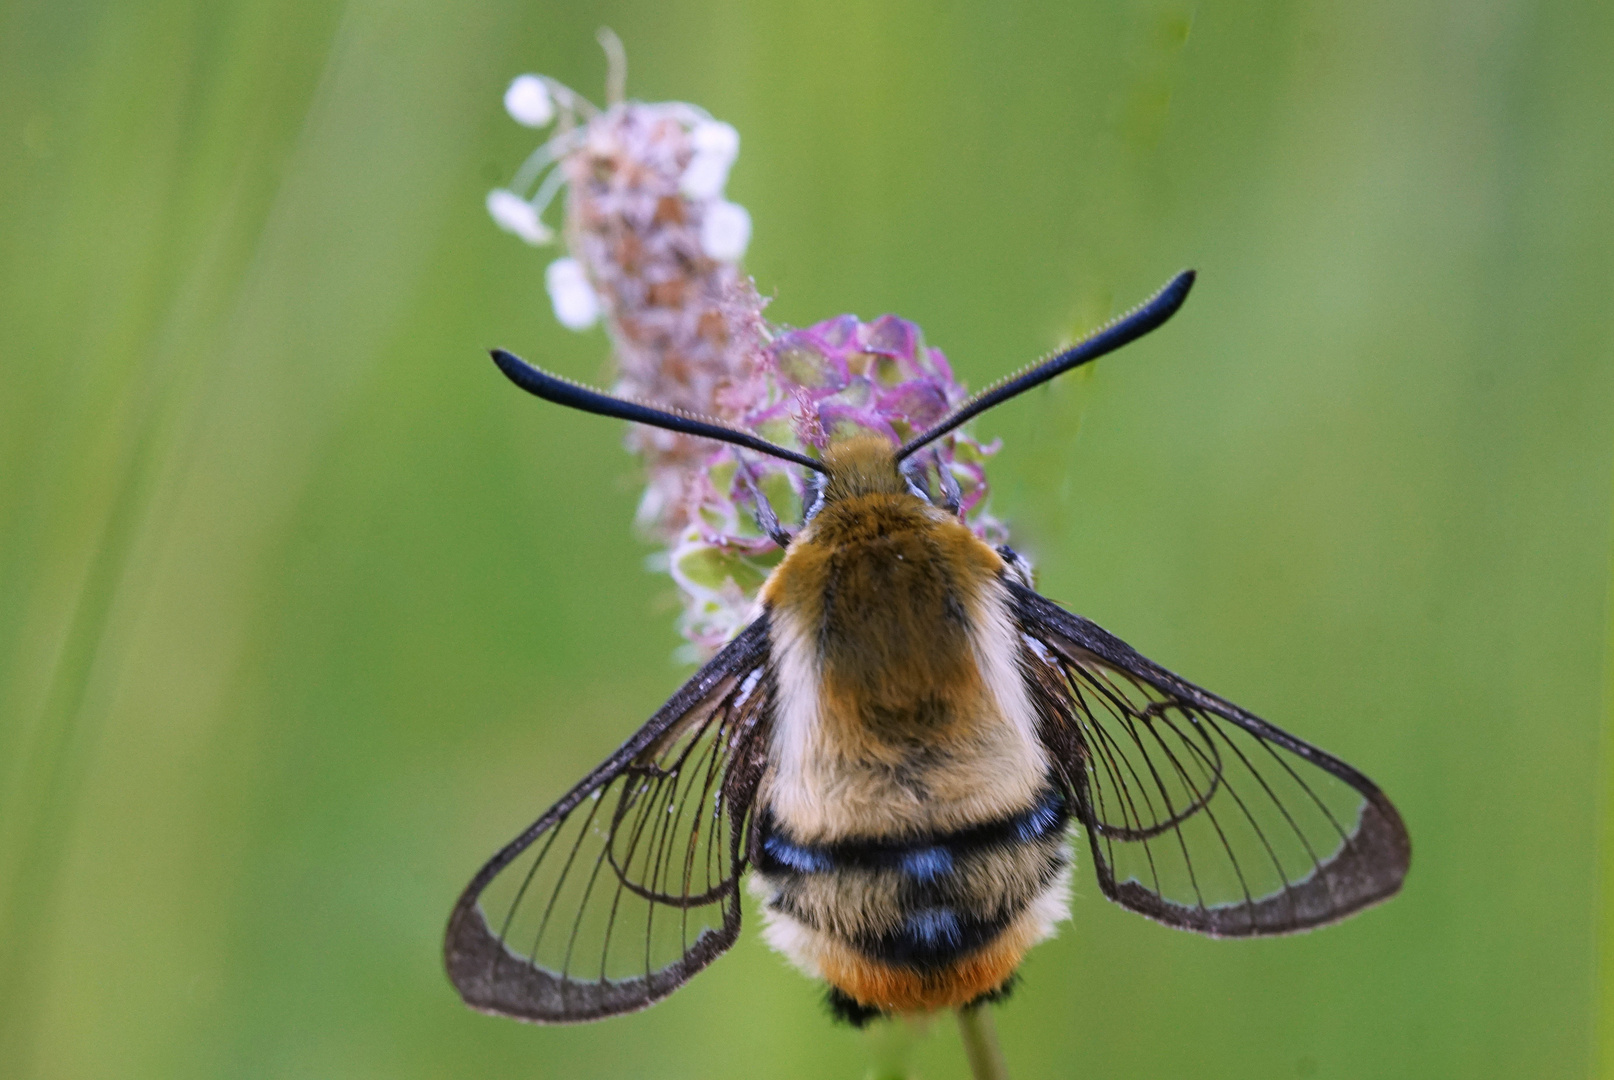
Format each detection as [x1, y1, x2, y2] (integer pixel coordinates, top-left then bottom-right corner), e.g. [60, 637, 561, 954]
[490, 48, 1006, 657]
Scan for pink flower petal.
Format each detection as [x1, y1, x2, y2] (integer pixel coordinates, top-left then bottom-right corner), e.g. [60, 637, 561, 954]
[861, 314, 920, 362]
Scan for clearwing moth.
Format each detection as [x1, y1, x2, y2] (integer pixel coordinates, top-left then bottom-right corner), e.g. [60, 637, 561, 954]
[445, 270, 1411, 1025]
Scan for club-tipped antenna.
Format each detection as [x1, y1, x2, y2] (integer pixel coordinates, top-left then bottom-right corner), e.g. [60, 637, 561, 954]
[895, 269, 1196, 462]
[491, 349, 831, 475]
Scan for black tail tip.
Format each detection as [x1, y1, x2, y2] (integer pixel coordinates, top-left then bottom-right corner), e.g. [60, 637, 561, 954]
[964, 973, 1020, 1009]
[825, 987, 888, 1028]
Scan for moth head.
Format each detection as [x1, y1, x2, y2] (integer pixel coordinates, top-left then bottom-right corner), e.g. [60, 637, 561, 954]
[799, 436, 948, 522]
[821, 436, 906, 501]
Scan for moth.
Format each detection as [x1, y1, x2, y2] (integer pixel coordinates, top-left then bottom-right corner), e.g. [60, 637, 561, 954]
[445, 270, 1411, 1025]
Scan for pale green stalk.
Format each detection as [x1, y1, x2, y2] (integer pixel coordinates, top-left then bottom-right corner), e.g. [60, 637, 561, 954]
[955, 1005, 1010, 1080]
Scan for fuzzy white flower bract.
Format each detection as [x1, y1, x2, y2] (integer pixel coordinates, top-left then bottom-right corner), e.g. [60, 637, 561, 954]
[691, 120, 739, 162]
[699, 200, 752, 261]
[679, 149, 733, 200]
[504, 74, 555, 127]
[486, 189, 552, 245]
[545, 257, 601, 330]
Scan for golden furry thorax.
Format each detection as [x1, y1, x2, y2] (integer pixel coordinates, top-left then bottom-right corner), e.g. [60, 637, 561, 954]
[760, 432, 1029, 823]
[766, 433, 1009, 730]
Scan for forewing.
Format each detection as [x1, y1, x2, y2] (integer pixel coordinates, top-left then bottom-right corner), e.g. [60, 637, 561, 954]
[445, 617, 773, 1022]
[1010, 583, 1410, 937]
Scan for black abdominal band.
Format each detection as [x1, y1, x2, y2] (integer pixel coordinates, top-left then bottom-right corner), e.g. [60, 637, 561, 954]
[753, 784, 1070, 970]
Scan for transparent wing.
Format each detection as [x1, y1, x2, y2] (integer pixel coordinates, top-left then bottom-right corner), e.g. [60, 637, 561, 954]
[445, 617, 773, 1022]
[1010, 582, 1410, 937]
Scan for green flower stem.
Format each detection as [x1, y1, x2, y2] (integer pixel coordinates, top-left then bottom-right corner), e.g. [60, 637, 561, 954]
[955, 1005, 1010, 1080]
[864, 1017, 919, 1080]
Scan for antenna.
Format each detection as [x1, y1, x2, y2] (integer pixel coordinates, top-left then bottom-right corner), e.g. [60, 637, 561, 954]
[895, 269, 1196, 461]
[490, 349, 830, 475]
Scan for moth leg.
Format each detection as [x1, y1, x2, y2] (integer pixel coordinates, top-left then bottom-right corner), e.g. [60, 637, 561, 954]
[735, 454, 794, 547]
[800, 470, 827, 525]
[898, 456, 931, 504]
[933, 448, 963, 516]
[896, 453, 962, 516]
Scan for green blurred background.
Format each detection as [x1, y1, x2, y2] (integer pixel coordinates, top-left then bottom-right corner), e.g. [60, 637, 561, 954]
[3, 1, 1612, 1077]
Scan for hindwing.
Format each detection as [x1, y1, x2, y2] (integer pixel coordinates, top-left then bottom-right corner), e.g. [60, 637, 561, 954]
[444, 616, 773, 1022]
[1009, 581, 1410, 936]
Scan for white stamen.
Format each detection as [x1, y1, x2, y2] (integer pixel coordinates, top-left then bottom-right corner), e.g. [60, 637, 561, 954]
[486, 189, 552, 245]
[545, 257, 602, 330]
[528, 164, 571, 222]
[504, 75, 555, 127]
[510, 129, 582, 195]
[598, 28, 628, 107]
[699, 200, 752, 262]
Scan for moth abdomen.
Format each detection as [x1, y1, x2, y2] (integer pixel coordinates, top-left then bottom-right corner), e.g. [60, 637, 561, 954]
[751, 785, 1072, 1005]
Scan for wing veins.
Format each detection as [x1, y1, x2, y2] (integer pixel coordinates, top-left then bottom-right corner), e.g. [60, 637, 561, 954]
[497, 802, 577, 954]
[521, 794, 607, 965]
[1065, 675, 1175, 897]
[1006, 580, 1410, 937]
[1075, 664, 1218, 908]
[594, 771, 677, 979]
[445, 617, 771, 1021]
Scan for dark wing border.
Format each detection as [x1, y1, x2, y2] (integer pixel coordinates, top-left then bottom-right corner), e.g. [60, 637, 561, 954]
[1009, 581, 1411, 936]
[444, 615, 772, 1021]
